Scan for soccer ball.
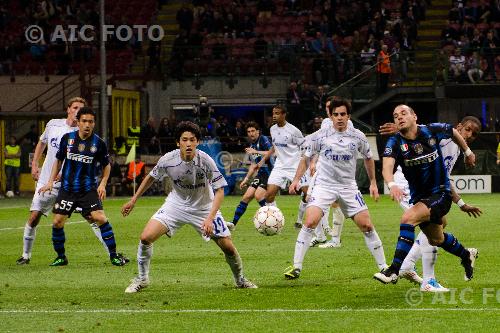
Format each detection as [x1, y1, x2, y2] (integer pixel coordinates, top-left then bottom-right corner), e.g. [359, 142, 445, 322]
[5, 191, 14, 198]
[253, 206, 285, 236]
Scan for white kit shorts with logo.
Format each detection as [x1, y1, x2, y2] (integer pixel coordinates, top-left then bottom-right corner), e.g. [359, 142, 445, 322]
[307, 184, 368, 218]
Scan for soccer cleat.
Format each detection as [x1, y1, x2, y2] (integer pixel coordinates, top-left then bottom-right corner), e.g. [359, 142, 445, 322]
[318, 239, 342, 248]
[125, 276, 150, 293]
[373, 266, 398, 284]
[284, 266, 301, 280]
[110, 254, 128, 266]
[50, 256, 68, 266]
[294, 222, 303, 230]
[16, 257, 30, 265]
[117, 253, 130, 263]
[226, 222, 236, 231]
[420, 278, 450, 292]
[462, 248, 478, 281]
[236, 277, 258, 289]
[399, 269, 423, 285]
[309, 237, 327, 247]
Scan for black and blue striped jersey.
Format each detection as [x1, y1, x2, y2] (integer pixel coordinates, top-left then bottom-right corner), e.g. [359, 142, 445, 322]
[249, 135, 273, 176]
[56, 131, 110, 192]
[383, 123, 453, 204]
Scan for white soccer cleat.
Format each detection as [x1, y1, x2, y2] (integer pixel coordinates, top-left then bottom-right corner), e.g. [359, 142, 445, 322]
[463, 248, 478, 281]
[420, 278, 450, 292]
[236, 277, 258, 289]
[309, 237, 327, 247]
[125, 276, 150, 293]
[374, 267, 398, 284]
[226, 222, 235, 231]
[399, 269, 424, 285]
[318, 239, 341, 248]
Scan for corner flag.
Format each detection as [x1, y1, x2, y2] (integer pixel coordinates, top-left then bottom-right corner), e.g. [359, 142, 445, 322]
[125, 143, 136, 164]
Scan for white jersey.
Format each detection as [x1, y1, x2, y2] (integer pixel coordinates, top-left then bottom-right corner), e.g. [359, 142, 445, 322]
[306, 126, 372, 188]
[270, 122, 305, 170]
[150, 149, 227, 211]
[320, 118, 354, 130]
[38, 119, 78, 186]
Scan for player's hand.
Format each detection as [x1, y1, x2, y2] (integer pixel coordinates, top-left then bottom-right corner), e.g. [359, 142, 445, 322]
[121, 199, 136, 217]
[245, 147, 258, 155]
[97, 184, 106, 201]
[389, 185, 404, 202]
[464, 151, 476, 168]
[460, 204, 482, 218]
[38, 183, 53, 196]
[31, 165, 40, 181]
[201, 217, 213, 237]
[54, 174, 61, 182]
[239, 179, 248, 190]
[289, 180, 300, 194]
[379, 123, 398, 136]
[369, 183, 379, 202]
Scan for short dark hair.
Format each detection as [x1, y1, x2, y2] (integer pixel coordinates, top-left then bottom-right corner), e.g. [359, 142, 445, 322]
[175, 121, 201, 141]
[273, 104, 287, 114]
[245, 121, 260, 131]
[328, 96, 352, 115]
[76, 107, 96, 120]
[460, 116, 482, 131]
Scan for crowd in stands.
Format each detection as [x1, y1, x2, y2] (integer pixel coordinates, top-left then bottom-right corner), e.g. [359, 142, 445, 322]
[0, 0, 157, 76]
[440, 0, 500, 83]
[171, 0, 426, 84]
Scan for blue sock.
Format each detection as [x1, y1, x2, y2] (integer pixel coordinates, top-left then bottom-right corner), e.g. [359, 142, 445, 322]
[52, 227, 66, 258]
[439, 233, 468, 260]
[258, 199, 266, 207]
[232, 201, 248, 225]
[99, 222, 117, 257]
[391, 224, 415, 272]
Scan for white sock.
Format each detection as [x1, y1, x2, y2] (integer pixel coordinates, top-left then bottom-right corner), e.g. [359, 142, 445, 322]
[225, 251, 244, 283]
[22, 223, 36, 259]
[314, 212, 328, 241]
[137, 241, 153, 280]
[90, 222, 109, 254]
[400, 232, 424, 272]
[266, 201, 277, 207]
[363, 229, 387, 270]
[321, 207, 331, 235]
[420, 233, 438, 283]
[297, 200, 307, 224]
[293, 226, 315, 270]
[331, 206, 344, 240]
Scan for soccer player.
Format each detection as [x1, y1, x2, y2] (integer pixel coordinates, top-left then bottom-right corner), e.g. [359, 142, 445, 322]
[284, 97, 387, 279]
[227, 121, 273, 230]
[379, 115, 482, 291]
[374, 105, 477, 284]
[16, 97, 121, 265]
[38, 107, 127, 267]
[121, 121, 257, 293]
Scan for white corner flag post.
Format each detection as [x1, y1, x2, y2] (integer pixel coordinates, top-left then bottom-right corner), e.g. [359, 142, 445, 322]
[125, 143, 137, 194]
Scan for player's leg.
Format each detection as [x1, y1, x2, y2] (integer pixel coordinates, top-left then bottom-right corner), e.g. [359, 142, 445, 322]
[125, 219, 167, 293]
[50, 213, 69, 266]
[214, 236, 257, 288]
[266, 170, 287, 207]
[295, 187, 308, 229]
[352, 210, 387, 270]
[90, 210, 127, 266]
[319, 203, 344, 248]
[16, 210, 43, 264]
[254, 185, 267, 207]
[229, 185, 255, 230]
[399, 232, 425, 284]
[265, 184, 280, 207]
[310, 204, 328, 247]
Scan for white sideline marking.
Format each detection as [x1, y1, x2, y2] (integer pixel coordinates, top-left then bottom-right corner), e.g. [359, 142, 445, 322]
[0, 220, 87, 231]
[0, 308, 499, 314]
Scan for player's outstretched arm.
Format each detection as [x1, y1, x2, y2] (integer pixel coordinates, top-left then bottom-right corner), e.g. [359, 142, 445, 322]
[97, 163, 111, 201]
[289, 157, 308, 194]
[201, 187, 224, 237]
[379, 122, 398, 136]
[38, 159, 62, 195]
[363, 158, 379, 202]
[121, 174, 155, 217]
[31, 141, 47, 181]
[382, 157, 404, 202]
[452, 128, 476, 167]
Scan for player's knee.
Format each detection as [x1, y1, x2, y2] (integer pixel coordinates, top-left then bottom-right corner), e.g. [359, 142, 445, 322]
[140, 234, 153, 245]
[358, 221, 373, 232]
[400, 211, 417, 225]
[52, 220, 65, 228]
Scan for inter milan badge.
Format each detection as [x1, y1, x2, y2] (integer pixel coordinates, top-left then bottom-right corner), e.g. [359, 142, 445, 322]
[413, 143, 424, 154]
[78, 143, 86, 152]
[428, 138, 436, 146]
[90, 145, 97, 153]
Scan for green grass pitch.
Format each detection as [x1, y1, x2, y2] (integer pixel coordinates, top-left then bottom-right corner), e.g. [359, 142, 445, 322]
[0, 194, 499, 332]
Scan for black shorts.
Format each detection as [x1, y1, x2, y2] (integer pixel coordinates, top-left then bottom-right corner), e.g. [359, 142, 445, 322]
[250, 173, 269, 189]
[53, 189, 103, 218]
[419, 191, 452, 225]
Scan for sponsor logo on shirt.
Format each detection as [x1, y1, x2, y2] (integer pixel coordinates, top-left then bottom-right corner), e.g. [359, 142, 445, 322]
[403, 150, 438, 167]
[173, 179, 206, 189]
[67, 152, 94, 164]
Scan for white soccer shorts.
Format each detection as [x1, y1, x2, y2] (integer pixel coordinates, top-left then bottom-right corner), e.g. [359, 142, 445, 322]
[307, 184, 368, 218]
[30, 184, 60, 216]
[151, 200, 231, 241]
[268, 168, 296, 189]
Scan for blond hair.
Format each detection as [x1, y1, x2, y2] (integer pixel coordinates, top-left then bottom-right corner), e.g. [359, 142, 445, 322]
[67, 97, 87, 109]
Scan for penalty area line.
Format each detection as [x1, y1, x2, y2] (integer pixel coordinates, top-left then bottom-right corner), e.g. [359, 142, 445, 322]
[0, 308, 499, 314]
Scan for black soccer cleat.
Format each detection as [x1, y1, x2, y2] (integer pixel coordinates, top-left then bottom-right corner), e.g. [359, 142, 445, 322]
[117, 253, 130, 263]
[111, 254, 128, 266]
[50, 256, 68, 266]
[16, 257, 30, 265]
[373, 266, 398, 284]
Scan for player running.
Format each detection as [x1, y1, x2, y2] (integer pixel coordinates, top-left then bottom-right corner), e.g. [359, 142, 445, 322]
[374, 105, 478, 284]
[227, 121, 273, 230]
[39, 107, 127, 267]
[284, 97, 387, 279]
[379, 115, 482, 291]
[121, 121, 257, 293]
[16, 97, 125, 265]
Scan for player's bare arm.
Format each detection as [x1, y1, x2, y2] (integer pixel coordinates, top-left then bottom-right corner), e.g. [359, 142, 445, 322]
[201, 187, 224, 237]
[364, 157, 380, 202]
[121, 174, 156, 217]
[451, 128, 476, 167]
[379, 122, 398, 136]
[382, 156, 404, 202]
[289, 157, 308, 195]
[38, 159, 63, 195]
[31, 141, 47, 181]
[450, 182, 482, 218]
[97, 163, 111, 201]
[240, 163, 259, 189]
